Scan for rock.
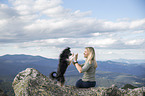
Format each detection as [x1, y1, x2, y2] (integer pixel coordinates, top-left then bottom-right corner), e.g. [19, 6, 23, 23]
[12, 68, 145, 96]
[98, 84, 145, 96]
[122, 84, 138, 89]
[105, 84, 121, 96]
[12, 68, 97, 95]
[12, 68, 51, 95]
[0, 89, 8, 96]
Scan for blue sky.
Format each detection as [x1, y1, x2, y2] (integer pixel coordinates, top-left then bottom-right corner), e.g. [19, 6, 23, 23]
[0, 0, 145, 60]
[62, 0, 145, 20]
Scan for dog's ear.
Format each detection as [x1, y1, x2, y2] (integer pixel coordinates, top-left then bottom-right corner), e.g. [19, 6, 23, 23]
[66, 47, 70, 50]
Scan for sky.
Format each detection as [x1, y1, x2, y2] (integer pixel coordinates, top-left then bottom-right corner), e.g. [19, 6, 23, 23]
[0, 0, 145, 60]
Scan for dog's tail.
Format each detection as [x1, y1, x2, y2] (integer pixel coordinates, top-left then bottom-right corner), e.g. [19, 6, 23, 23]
[49, 72, 58, 80]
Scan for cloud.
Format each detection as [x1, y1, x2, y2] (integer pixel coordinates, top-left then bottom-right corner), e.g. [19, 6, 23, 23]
[103, 19, 145, 32]
[0, 0, 145, 51]
[16, 38, 68, 48]
[130, 19, 145, 29]
[87, 38, 117, 48]
[0, 4, 19, 19]
[125, 39, 145, 45]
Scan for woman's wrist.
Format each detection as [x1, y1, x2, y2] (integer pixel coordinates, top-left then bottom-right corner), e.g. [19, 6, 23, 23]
[73, 61, 78, 65]
[74, 61, 78, 63]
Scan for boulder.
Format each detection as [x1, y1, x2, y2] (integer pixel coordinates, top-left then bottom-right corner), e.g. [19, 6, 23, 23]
[12, 68, 52, 95]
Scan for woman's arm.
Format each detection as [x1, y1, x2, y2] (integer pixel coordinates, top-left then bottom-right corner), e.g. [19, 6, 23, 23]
[75, 63, 82, 73]
[73, 53, 82, 73]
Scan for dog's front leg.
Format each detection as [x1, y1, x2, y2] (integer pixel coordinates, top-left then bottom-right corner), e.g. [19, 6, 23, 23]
[57, 81, 61, 86]
[57, 81, 65, 87]
[68, 53, 74, 65]
[61, 81, 65, 87]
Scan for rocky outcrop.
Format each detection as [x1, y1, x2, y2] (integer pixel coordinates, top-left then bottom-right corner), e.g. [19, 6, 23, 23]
[0, 89, 8, 96]
[12, 68, 145, 96]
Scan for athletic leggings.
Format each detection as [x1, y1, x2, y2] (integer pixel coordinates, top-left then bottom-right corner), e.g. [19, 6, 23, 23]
[76, 79, 96, 88]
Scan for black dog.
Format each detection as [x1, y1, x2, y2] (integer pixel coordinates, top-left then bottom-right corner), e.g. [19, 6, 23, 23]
[49, 47, 73, 87]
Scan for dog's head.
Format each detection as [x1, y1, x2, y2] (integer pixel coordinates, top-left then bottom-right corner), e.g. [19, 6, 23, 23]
[60, 47, 72, 58]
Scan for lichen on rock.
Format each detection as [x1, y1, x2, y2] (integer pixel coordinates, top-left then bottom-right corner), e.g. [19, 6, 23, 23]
[12, 68, 145, 96]
[12, 68, 51, 96]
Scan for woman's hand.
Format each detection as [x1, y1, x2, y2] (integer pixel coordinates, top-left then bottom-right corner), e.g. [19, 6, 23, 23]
[72, 53, 82, 73]
[72, 53, 78, 66]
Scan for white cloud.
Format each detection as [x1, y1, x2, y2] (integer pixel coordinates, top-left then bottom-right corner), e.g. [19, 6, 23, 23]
[0, 4, 18, 19]
[103, 21, 129, 31]
[1, 0, 145, 44]
[130, 19, 145, 29]
[103, 19, 145, 32]
[0, 19, 7, 27]
[34, 0, 62, 11]
[91, 33, 101, 36]
[125, 39, 145, 45]
[0, 0, 145, 60]
[87, 38, 117, 47]
[17, 38, 68, 48]
[133, 30, 145, 34]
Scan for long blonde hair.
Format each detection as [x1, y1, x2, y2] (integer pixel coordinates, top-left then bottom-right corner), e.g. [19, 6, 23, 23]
[85, 47, 97, 68]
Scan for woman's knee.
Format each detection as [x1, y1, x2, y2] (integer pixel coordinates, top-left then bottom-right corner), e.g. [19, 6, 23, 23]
[76, 79, 83, 88]
[76, 79, 96, 88]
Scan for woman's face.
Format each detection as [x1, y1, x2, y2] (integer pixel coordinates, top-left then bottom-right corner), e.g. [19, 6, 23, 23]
[84, 49, 89, 58]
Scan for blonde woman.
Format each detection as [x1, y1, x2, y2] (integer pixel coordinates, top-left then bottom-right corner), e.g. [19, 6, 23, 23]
[73, 47, 97, 88]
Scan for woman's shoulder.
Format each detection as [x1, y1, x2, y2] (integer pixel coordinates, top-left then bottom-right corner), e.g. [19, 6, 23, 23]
[89, 61, 95, 64]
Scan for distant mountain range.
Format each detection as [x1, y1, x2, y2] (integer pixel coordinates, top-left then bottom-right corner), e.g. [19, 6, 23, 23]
[0, 54, 145, 95]
[0, 54, 58, 76]
[112, 58, 145, 64]
[0, 54, 145, 77]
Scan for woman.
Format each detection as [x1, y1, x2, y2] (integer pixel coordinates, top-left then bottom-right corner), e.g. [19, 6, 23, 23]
[73, 47, 97, 88]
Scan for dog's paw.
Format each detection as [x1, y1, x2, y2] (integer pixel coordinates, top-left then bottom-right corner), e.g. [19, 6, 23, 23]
[57, 81, 65, 87]
[69, 53, 74, 61]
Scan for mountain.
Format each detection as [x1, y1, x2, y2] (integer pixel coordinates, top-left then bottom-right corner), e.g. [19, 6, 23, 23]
[0, 54, 58, 76]
[0, 54, 145, 77]
[97, 60, 145, 77]
[112, 58, 145, 64]
[1, 54, 145, 77]
[0, 54, 145, 95]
